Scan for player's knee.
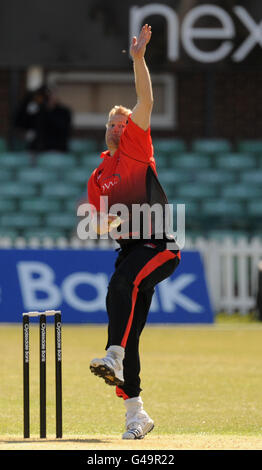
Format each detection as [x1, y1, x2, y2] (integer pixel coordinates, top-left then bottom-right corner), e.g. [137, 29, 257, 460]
[108, 272, 132, 293]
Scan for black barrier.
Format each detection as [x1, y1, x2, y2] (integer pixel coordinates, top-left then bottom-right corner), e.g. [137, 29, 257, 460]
[256, 261, 262, 321]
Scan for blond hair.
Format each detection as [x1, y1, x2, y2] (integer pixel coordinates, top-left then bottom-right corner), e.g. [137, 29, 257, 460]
[108, 105, 132, 121]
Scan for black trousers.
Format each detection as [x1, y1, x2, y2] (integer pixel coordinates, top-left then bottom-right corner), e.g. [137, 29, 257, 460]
[105, 239, 180, 399]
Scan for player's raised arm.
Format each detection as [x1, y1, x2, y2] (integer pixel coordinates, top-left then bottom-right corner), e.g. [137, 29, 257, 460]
[130, 24, 153, 131]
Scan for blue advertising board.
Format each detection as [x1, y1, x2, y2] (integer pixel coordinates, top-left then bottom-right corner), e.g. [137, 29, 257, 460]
[0, 249, 214, 323]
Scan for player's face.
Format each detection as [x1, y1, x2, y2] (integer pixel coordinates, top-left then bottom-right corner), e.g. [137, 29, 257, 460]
[106, 114, 128, 149]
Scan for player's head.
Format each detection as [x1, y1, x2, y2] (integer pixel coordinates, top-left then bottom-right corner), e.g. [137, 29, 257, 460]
[106, 105, 131, 150]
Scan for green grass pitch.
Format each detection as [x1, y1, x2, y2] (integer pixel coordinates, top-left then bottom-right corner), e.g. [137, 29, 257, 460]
[0, 322, 262, 448]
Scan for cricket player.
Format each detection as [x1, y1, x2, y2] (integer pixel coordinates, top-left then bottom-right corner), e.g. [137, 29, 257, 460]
[88, 24, 180, 439]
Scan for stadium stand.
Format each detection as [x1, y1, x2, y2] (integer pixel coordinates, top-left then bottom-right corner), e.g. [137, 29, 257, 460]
[20, 198, 62, 214]
[18, 168, 58, 184]
[241, 171, 262, 185]
[0, 137, 262, 241]
[153, 138, 186, 155]
[0, 137, 7, 153]
[0, 169, 13, 182]
[38, 152, 77, 169]
[170, 153, 211, 169]
[41, 182, 80, 198]
[237, 140, 262, 153]
[0, 152, 31, 168]
[0, 199, 17, 212]
[23, 229, 65, 240]
[192, 138, 232, 154]
[68, 138, 98, 155]
[215, 153, 256, 170]
[194, 169, 236, 185]
[176, 183, 217, 199]
[81, 153, 102, 171]
[0, 182, 38, 197]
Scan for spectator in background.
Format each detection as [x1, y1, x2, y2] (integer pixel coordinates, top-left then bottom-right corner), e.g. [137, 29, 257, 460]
[14, 85, 72, 154]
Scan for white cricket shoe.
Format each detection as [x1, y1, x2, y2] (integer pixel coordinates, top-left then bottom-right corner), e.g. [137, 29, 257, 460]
[122, 397, 154, 440]
[90, 345, 124, 387]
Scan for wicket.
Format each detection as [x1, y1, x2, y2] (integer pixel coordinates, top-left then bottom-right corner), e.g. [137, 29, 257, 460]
[23, 310, 62, 439]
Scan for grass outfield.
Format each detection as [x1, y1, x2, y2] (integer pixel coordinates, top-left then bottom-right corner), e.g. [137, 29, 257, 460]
[0, 322, 262, 450]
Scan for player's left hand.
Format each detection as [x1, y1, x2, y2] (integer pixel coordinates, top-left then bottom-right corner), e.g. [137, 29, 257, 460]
[108, 214, 123, 231]
[92, 213, 123, 234]
[130, 24, 152, 60]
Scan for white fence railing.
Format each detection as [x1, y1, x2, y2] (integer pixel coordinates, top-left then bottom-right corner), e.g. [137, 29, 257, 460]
[0, 236, 262, 314]
[186, 237, 262, 314]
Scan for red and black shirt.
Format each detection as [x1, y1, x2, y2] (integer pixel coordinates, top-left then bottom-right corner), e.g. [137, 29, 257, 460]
[87, 116, 171, 245]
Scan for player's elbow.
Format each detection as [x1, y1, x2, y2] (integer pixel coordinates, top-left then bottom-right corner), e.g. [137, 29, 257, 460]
[148, 95, 154, 107]
[148, 100, 154, 117]
[143, 98, 154, 112]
